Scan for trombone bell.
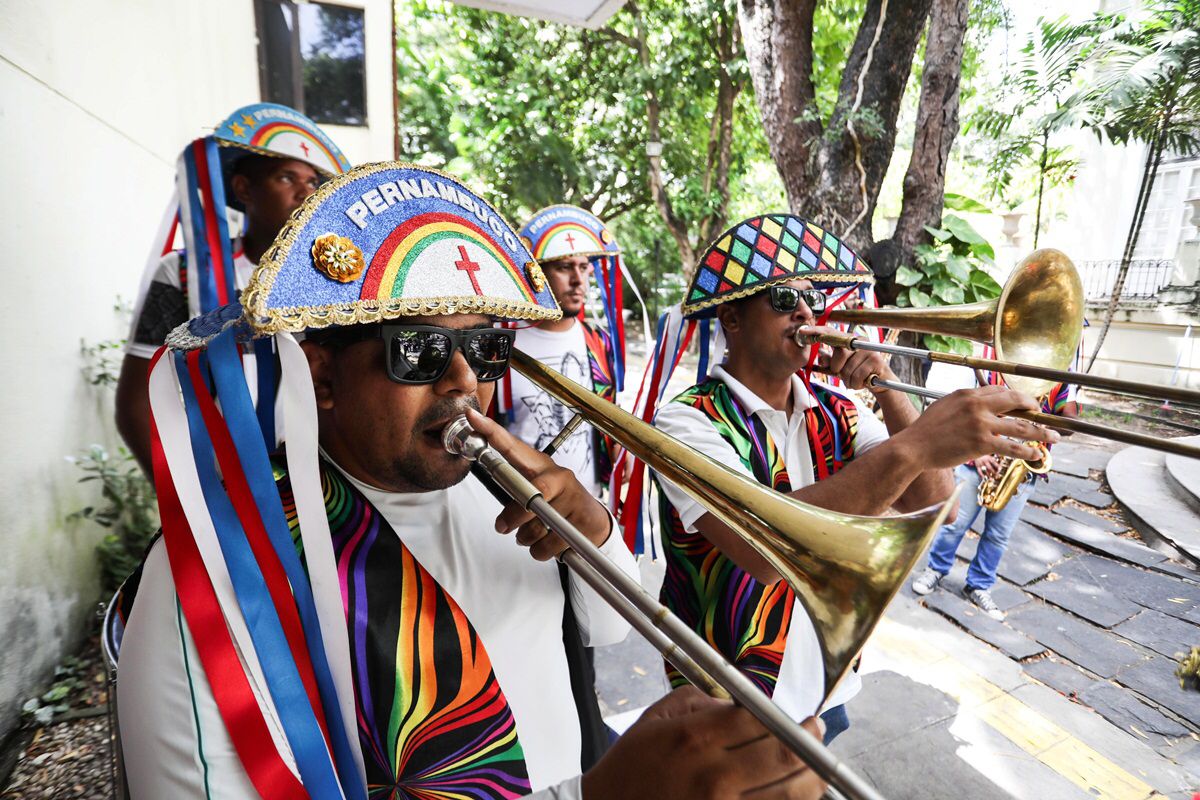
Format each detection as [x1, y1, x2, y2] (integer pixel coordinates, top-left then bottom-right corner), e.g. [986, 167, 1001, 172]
[828, 249, 1084, 398]
[510, 349, 956, 701]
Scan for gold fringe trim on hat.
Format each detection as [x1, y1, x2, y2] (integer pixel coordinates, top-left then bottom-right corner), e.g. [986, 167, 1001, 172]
[680, 272, 874, 318]
[244, 161, 560, 334]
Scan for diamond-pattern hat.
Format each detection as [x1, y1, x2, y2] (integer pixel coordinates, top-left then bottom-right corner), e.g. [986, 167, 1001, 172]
[683, 214, 874, 318]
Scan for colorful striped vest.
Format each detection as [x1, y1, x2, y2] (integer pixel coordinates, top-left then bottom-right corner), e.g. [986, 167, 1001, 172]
[580, 320, 616, 485]
[656, 377, 860, 696]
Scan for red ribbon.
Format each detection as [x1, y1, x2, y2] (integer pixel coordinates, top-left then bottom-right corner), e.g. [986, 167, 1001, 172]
[149, 348, 310, 800]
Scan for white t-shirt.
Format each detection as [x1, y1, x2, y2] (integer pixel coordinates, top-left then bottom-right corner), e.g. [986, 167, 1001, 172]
[116, 468, 637, 799]
[508, 321, 602, 497]
[126, 242, 256, 359]
[654, 365, 890, 720]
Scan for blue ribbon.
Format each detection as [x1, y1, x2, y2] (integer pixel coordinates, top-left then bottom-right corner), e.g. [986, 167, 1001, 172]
[252, 338, 278, 450]
[202, 137, 238, 308]
[181, 146, 218, 315]
[697, 319, 711, 382]
[175, 341, 362, 799]
[206, 331, 366, 799]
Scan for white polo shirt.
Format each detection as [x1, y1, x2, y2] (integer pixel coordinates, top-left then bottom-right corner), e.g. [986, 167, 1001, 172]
[654, 364, 889, 720]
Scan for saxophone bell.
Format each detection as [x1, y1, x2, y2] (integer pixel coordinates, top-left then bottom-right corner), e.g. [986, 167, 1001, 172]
[977, 443, 1052, 512]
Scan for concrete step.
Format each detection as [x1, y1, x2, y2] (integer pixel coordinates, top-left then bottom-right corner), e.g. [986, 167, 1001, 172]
[1107, 436, 1200, 565]
[1165, 449, 1200, 512]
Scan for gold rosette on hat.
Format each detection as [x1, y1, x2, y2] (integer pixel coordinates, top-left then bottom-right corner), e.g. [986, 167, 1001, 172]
[312, 233, 366, 283]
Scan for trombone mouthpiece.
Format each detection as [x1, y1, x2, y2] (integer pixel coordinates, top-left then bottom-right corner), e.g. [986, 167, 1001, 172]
[442, 416, 488, 461]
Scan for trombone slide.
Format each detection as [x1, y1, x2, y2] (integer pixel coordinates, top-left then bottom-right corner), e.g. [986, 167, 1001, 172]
[442, 416, 885, 800]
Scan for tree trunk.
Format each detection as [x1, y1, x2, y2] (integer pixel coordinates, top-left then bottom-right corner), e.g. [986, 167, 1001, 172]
[1086, 126, 1166, 372]
[812, 0, 933, 247]
[887, 0, 970, 388]
[632, 9, 697, 269]
[1034, 127, 1048, 248]
[737, 0, 822, 208]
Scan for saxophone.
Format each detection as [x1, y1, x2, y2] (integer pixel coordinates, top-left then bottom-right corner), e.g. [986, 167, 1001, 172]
[977, 443, 1052, 511]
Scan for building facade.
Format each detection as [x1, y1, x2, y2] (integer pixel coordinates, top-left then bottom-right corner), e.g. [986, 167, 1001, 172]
[0, 0, 395, 740]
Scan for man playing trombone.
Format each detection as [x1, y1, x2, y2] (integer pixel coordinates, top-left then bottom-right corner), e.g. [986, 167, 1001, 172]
[112, 169, 831, 799]
[651, 214, 1058, 742]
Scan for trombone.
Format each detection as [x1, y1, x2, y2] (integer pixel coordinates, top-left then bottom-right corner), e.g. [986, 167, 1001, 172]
[798, 249, 1200, 460]
[444, 349, 961, 800]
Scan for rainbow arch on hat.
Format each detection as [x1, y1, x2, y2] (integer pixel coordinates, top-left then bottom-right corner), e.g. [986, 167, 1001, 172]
[532, 221, 606, 261]
[361, 212, 537, 305]
[246, 122, 345, 176]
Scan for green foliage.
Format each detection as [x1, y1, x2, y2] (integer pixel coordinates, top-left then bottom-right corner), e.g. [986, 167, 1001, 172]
[21, 655, 88, 724]
[967, 15, 1105, 207]
[68, 446, 159, 593]
[73, 300, 158, 593]
[893, 209, 1001, 355]
[79, 339, 124, 389]
[1055, 0, 1200, 157]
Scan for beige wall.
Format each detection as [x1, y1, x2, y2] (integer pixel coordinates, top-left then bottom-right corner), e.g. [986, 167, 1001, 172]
[0, 0, 394, 737]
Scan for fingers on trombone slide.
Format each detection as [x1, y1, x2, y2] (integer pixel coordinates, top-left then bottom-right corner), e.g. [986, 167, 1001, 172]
[591, 687, 829, 800]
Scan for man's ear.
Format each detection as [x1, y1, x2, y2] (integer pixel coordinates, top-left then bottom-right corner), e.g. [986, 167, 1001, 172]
[301, 339, 336, 410]
[230, 173, 253, 209]
[715, 302, 739, 335]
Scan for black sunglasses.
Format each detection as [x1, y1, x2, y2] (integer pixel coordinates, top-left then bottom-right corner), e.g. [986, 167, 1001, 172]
[382, 324, 515, 384]
[310, 323, 516, 384]
[768, 285, 826, 315]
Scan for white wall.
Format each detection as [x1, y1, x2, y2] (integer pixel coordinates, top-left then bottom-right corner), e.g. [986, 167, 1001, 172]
[0, 0, 393, 737]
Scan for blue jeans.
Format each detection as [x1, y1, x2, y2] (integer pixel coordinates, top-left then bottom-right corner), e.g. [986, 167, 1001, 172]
[926, 464, 1034, 592]
[820, 704, 850, 744]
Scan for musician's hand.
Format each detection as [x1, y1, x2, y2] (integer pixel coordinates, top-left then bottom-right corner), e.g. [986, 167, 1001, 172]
[465, 408, 611, 559]
[898, 385, 1058, 468]
[801, 325, 897, 394]
[975, 454, 1002, 479]
[582, 686, 828, 800]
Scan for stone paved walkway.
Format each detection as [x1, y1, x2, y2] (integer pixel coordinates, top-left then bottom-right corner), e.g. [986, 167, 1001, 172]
[594, 437, 1200, 799]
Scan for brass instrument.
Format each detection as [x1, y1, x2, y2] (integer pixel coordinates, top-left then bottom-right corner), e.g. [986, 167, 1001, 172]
[797, 249, 1200, 460]
[977, 442, 1052, 511]
[444, 349, 962, 800]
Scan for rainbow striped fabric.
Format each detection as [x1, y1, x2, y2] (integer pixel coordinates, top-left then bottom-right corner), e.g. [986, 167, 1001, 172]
[656, 378, 859, 695]
[278, 459, 531, 799]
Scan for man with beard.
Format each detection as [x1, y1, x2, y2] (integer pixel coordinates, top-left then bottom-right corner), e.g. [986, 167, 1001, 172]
[115, 102, 349, 474]
[112, 166, 830, 799]
[499, 206, 631, 499]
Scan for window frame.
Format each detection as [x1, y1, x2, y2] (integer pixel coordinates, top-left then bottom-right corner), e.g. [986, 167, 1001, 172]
[253, 0, 369, 128]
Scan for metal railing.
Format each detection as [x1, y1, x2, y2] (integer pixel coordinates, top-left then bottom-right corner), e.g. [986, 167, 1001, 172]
[1078, 259, 1174, 301]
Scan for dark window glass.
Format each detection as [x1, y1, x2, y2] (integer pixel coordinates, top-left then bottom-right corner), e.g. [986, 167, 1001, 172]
[256, 0, 367, 127]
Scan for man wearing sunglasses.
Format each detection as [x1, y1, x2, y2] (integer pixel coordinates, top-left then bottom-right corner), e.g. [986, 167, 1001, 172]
[652, 215, 1057, 746]
[115, 172, 832, 800]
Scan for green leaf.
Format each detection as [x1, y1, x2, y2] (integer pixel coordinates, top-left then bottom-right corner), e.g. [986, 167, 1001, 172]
[969, 240, 996, 261]
[945, 254, 972, 283]
[932, 279, 965, 304]
[970, 270, 1003, 296]
[926, 334, 975, 355]
[942, 193, 992, 214]
[908, 287, 932, 308]
[895, 265, 923, 287]
[941, 214, 987, 245]
[924, 225, 953, 242]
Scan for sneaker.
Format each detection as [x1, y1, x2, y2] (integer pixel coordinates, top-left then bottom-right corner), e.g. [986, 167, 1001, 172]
[911, 568, 944, 596]
[964, 587, 1005, 621]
